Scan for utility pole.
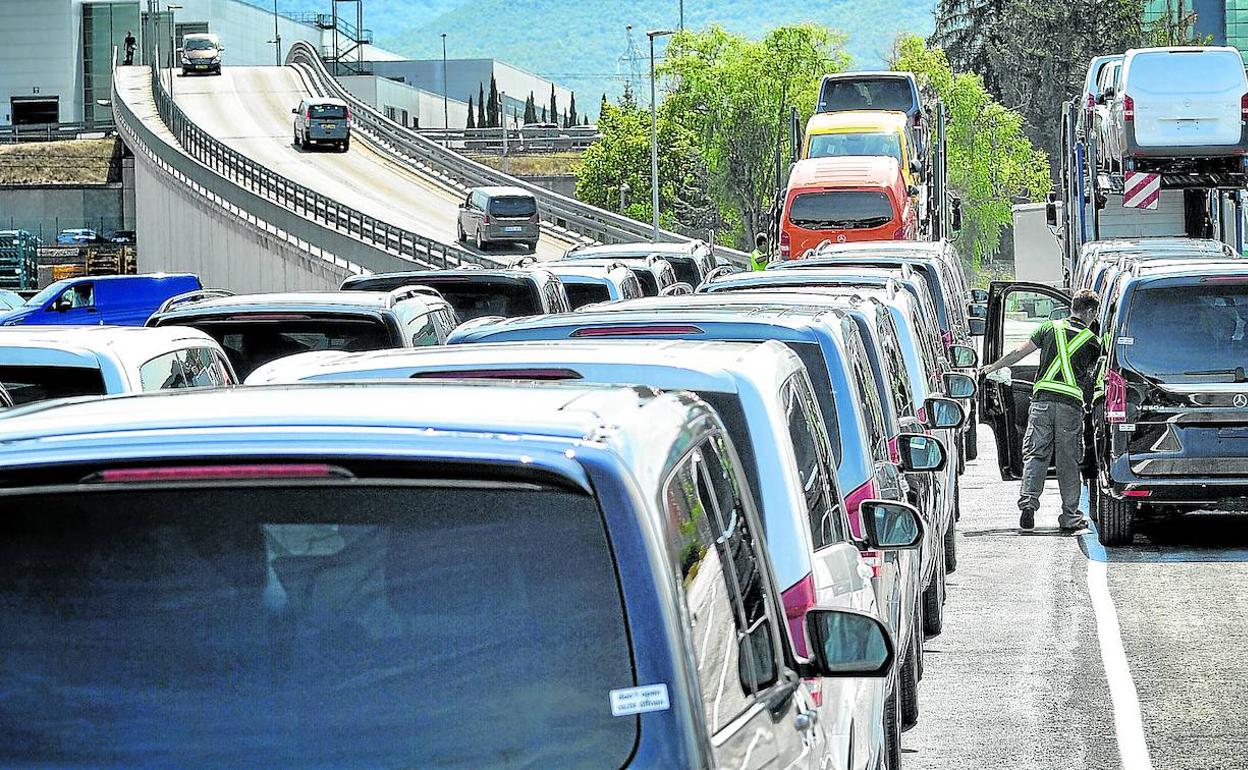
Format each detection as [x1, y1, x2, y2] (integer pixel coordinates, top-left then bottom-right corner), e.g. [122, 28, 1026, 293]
[500, 89, 508, 174]
[679, 0, 684, 31]
[647, 29, 674, 241]
[441, 33, 449, 129]
[167, 4, 182, 100]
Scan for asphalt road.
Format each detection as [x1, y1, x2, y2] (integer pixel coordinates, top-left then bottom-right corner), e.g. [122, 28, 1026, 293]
[168, 66, 578, 263]
[905, 426, 1248, 769]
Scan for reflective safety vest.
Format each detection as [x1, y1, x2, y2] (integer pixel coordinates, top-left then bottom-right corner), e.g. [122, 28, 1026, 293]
[1032, 320, 1097, 402]
[749, 249, 768, 271]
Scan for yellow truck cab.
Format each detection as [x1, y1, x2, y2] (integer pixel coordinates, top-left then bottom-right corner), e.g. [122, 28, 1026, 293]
[802, 110, 922, 191]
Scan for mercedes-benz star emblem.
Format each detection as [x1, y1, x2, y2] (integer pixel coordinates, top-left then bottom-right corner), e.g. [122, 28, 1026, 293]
[836, 234, 847, 243]
[1234, 393, 1247, 408]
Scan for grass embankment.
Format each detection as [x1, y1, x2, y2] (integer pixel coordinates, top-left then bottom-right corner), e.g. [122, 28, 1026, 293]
[467, 151, 582, 177]
[0, 138, 122, 185]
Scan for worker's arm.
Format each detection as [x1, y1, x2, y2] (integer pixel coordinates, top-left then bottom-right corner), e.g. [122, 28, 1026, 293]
[982, 339, 1038, 375]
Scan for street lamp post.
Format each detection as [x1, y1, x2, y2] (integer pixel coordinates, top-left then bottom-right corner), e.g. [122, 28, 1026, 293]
[167, 4, 182, 100]
[271, 0, 281, 66]
[441, 33, 449, 129]
[647, 29, 674, 242]
[500, 89, 508, 174]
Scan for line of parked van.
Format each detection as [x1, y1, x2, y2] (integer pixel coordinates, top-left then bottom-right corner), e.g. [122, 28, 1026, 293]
[0, 237, 988, 769]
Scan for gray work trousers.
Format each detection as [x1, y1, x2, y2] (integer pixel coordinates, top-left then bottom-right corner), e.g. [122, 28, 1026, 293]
[1018, 399, 1085, 528]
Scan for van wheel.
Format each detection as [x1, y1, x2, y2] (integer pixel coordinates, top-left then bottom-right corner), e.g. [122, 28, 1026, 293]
[922, 569, 944, 637]
[1087, 478, 1101, 524]
[456, 221, 466, 242]
[341, 138, 350, 153]
[475, 226, 485, 251]
[944, 514, 957, 573]
[1099, 489, 1135, 546]
[914, 605, 925, 681]
[883, 684, 902, 769]
[900, 641, 919, 731]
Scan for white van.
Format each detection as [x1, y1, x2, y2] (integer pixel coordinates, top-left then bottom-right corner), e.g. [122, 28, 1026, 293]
[1111, 47, 1248, 169]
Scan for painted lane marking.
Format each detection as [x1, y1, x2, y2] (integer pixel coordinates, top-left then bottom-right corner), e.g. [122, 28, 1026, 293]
[1079, 488, 1153, 769]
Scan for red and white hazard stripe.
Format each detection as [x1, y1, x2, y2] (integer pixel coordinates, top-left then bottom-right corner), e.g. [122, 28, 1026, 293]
[1122, 171, 1161, 210]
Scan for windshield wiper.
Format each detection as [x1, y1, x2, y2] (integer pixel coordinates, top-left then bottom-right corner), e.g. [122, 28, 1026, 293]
[1181, 366, 1248, 382]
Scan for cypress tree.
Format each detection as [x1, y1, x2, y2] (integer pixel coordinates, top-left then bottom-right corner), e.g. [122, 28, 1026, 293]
[541, 105, 547, 123]
[549, 84, 557, 127]
[466, 97, 475, 129]
[477, 83, 486, 128]
[487, 75, 500, 128]
[567, 92, 577, 128]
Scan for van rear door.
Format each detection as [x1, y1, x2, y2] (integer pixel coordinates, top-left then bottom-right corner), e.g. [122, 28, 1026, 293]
[1127, 49, 1246, 148]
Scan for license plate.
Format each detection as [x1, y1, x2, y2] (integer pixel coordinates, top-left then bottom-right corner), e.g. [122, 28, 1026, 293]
[1175, 119, 1202, 131]
[504, 226, 523, 233]
[195, 64, 208, 69]
[321, 123, 336, 130]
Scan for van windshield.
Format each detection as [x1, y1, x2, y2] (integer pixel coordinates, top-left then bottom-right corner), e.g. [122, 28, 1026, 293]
[789, 191, 894, 230]
[819, 78, 915, 113]
[1123, 282, 1248, 381]
[489, 196, 538, 217]
[184, 38, 217, 51]
[808, 132, 902, 163]
[0, 481, 636, 768]
[0, 365, 107, 405]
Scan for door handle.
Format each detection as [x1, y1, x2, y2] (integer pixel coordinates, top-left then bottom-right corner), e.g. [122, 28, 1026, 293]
[794, 710, 818, 732]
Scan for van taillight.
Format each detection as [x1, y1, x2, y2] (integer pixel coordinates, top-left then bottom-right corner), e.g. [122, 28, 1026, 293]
[1086, 93, 1096, 111]
[780, 230, 791, 259]
[1241, 93, 1248, 121]
[781, 573, 817, 658]
[306, 110, 313, 121]
[1122, 94, 1135, 122]
[1105, 368, 1127, 423]
[482, 215, 491, 225]
[92, 464, 347, 482]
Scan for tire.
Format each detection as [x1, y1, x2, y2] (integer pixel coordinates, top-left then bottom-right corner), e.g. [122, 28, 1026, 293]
[944, 513, 957, 573]
[1087, 477, 1101, 524]
[922, 568, 944, 637]
[1099, 489, 1135, 546]
[914, 606, 925, 681]
[341, 138, 350, 153]
[900, 642, 920, 730]
[456, 220, 466, 243]
[527, 241, 538, 253]
[883, 684, 902, 770]
[965, 409, 979, 460]
[475, 226, 485, 251]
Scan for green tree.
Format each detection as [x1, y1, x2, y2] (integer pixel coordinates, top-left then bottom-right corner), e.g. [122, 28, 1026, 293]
[466, 96, 476, 129]
[568, 92, 578, 127]
[476, 83, 486, 128]
[659, 24, 850, 247]
[524, 91, 537, 124]
[893, 34, 1051, 268]
[549, 84, 558, 127]
[576, 93, 718, 231]
[486, 75, 500, 128]
[931, 0, 1145, 162]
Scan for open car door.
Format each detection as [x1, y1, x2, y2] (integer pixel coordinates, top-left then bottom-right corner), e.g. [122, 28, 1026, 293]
[981, 281, 1072, 479]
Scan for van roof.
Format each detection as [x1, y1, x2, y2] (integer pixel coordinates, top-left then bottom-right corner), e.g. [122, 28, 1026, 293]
[787, 156, 904, 190]
[0, 325, 221, 370]
[472, 186, 534, 198]
[804, 111, 910, 133]
[151, 291, 439, 319]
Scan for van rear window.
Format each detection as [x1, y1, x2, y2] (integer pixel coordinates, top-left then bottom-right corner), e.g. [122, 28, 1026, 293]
[819, 77, 915, 113]
[309, 104, 347, 119]
[1129, 51, 1245, 94]
[789, 191, 894, 230]
[433, 282, 542, 320]
[489, 196, 538, 217]
[564, 282, 611, 309]
[195, 317, 393, 378]
[0, 365, 106, 405]
[1124, 282, 1248, 381]
[0, 482, 636, 768]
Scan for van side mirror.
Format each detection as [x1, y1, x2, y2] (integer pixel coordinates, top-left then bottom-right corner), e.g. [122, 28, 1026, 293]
[949, 344, 978, 368]
[968, 303, 987, 319]
[292, 108, 299, 114]
[970, 288, 988, 304]
[897, 433, 947, 474]
[924, 396, 966, 429]
[907, 185, 920, 197]
[909, 159, 923, 175]
[969, 317, 986, 337]
[1045, 192, 1059, 227]
[800, 608, 894, 678]
[943, 372, 977, 399]
[52, 296, 72, 312]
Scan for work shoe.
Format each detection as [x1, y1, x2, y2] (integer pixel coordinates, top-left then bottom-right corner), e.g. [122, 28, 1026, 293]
[1060, 519, 1090, 534]
[1019, 508, 1035, 531]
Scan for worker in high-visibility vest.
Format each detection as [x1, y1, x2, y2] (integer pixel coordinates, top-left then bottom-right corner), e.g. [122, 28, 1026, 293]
[749, 233, 768, 271]
[982, 289, 1103, 533]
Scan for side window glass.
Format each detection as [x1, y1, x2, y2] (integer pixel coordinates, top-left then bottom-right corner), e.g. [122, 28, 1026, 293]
[409, 312, 439, 347]
[1001, 289, 1072, 368]
[703, 434, 779, 694]
[663, 447, 752, 733]
[783, 377, 845, 548]
[883, 322, 915, 419]
[139, 348, 219, 391]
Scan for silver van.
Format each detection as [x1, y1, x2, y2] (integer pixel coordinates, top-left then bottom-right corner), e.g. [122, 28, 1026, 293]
[292, 99, 351, 153]
[457, 186, 540, 252]
[180, 33, 223, 76]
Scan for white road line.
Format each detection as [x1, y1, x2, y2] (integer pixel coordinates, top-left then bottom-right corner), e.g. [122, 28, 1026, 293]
[1086, 559, 1153, 770]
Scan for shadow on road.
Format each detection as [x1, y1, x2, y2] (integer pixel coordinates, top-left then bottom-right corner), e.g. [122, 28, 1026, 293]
[1104, 511, 1248, 563]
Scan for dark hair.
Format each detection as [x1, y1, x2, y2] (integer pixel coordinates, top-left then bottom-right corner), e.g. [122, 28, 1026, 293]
[755, 232, 767, 247]
[1072, 289, 1099, 318]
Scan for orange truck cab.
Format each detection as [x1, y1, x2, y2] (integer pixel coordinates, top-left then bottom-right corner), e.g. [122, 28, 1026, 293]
[780, 157, 918, 259]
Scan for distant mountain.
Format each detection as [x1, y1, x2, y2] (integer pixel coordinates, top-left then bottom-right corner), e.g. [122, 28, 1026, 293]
[376, 0, 936, 112]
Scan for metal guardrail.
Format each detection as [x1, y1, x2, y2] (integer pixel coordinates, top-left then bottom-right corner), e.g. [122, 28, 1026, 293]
[285, 42, 748, 268]
[418, 126, 602, 154]
[0, 121, 116, 144]
[143, 63, 490, 270]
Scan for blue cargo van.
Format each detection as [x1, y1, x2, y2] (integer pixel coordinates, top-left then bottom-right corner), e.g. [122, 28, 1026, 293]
[0, 274, 201, 327]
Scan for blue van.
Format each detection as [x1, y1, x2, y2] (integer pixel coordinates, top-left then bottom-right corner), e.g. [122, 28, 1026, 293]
[0, 381, 898, 767]
[0, 274, 202, 327]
